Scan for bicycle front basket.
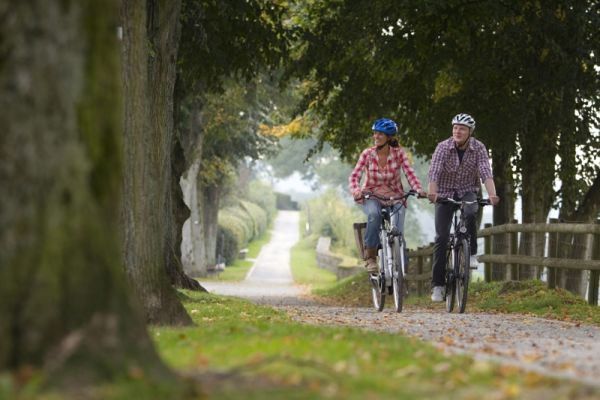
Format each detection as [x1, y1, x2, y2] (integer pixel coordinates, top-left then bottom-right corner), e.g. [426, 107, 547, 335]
[353, 222, 367, 260]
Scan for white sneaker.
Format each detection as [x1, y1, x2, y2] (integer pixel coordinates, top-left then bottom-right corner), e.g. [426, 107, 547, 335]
[469, 255, 478, 269]
[431, 286, 444, 302]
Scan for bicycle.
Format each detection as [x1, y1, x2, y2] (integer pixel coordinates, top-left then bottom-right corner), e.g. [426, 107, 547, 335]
[356, 190, 421, 313]
[437, 197, 492, 313]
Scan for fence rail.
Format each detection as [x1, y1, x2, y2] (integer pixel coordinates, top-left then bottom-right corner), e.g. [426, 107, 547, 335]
[406, 220, 600, 305]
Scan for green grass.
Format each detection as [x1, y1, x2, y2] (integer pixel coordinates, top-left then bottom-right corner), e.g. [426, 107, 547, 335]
[469, 280, 600, 326]
[5, 290, 597, 399]
[316, 276, 600, 326]
[205, 259, 254, 282]
[149, 290, 592, 399]
[289, 234, 336, 288]
[312, 273, 372, 307]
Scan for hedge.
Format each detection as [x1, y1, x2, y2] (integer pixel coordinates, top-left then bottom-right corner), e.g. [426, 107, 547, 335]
[217, 198, 269, 264]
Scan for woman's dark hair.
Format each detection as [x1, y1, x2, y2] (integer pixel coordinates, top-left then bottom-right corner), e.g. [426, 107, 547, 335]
[389, 138, 399, 148]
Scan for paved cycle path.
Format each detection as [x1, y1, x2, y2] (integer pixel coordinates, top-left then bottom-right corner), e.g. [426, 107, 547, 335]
[199, 210, 310, 305]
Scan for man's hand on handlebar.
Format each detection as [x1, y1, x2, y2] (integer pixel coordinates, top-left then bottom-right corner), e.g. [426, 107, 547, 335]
[427, 192, 438, 203]
[488, 195, 500, 205]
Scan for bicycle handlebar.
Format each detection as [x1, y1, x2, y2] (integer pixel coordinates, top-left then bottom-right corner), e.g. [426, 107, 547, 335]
[436, 198, 492, 206]
[362, 190, 425, 202]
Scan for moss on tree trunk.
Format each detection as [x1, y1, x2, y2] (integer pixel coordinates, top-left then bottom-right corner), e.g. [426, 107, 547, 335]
[121, 0, 192, 324]
[0, 0, 172, 386]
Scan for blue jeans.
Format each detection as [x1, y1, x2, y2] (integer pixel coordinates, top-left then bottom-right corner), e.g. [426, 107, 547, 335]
[362, 199, 406, 249]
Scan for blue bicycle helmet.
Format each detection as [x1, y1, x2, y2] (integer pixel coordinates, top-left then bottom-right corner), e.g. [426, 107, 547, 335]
[372, 118, 398, 136]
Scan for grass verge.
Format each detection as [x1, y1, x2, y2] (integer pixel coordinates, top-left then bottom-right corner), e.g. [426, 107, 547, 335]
[5, 290, 597, 399]
[402, 280, 600, 326]
[149, 290, 594, 399]
[289, 234, 336, 288]
[315, 276, 600, 326]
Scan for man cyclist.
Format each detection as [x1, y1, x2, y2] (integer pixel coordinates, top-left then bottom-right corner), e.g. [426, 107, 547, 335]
[349, 118, 425, 273]
[427, 113, 499, 302]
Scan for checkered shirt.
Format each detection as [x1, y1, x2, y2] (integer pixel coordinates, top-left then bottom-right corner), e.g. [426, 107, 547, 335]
[427, 137, 493, 198]
[348, 146, 423, 197]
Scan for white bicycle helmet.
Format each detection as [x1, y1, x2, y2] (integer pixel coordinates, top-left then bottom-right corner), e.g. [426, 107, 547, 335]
[451, 113, 476, 131]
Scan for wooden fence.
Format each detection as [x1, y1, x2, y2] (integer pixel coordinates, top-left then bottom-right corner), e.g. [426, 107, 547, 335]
[406, 221, 600, 306]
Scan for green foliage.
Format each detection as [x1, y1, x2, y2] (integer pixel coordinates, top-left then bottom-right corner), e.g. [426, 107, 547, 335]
[217, 198, 270, 264]
[178, 0, 291, 96]
[306, 189, 363, 257]
[288, 0, 600, 219]
[245, 180, 277, 223]
[240, 200, 268, 238]
[217, 211, 248, 264]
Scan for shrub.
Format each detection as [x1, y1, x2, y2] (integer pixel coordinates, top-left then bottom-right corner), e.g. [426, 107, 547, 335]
[246, 180, 277, 222]
[305, 189, 363, 257]
[217, 198, 270, 264]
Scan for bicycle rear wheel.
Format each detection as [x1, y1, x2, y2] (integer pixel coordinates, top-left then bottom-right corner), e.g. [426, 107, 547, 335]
[445, 247, 455, 313]
[392, 237, 405, 313]
[370, 249, 385, 311]
[456, 238, 470, 313]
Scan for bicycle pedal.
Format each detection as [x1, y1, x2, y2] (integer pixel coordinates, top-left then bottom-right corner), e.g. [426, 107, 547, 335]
[469, 266, 478, 270]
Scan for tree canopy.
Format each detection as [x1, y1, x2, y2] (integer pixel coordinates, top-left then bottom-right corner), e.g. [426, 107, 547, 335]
[287, 0, 600, 222]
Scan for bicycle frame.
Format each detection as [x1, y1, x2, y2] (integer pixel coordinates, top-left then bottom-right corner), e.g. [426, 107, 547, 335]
[379, 205, 405, 286]
[362, 190, 419, 312]
[439, 197, 491, 313]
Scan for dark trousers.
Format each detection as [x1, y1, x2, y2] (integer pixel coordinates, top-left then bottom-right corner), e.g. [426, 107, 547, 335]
[431, 192, 478, 287]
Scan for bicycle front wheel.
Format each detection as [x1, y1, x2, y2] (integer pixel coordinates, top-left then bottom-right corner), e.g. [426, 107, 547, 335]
[392, 237, 405, 313]
[370, 249, 385, 311]
[445, 247, 455, 313]
[456, 238, 470, 313]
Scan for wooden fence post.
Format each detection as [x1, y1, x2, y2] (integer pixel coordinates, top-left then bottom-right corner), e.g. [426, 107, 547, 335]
[588, 219, 600, 305]
[547, 218, 559, 289]
[416, 247, 423, 296]
[483, 223, 492, 282]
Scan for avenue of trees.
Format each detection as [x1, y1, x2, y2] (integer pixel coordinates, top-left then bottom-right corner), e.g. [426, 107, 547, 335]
[1, 0, 599, 390]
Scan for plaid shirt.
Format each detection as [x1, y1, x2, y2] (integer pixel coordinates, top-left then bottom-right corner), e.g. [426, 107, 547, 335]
[349, 146, 423, 198]
[427, 137, 493, 198]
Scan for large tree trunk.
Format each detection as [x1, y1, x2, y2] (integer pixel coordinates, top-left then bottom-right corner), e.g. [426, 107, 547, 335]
[0, 0, 171, 385]
[559, 174, 600, 296]
[121, 0, 191, 324]
[518, 127, 557, 280]
[491, 148, 515, 281]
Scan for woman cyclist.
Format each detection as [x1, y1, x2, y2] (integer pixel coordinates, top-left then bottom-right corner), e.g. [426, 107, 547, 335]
[349, 118, 426, 273]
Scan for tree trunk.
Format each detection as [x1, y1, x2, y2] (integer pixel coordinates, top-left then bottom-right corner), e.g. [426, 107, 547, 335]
[0, 0, 171, 385]
[491, 148, 515, 281]
[558, 175, 600, 295]
[518, 128, 556, 280]
[202, 184, 221, 271]
[121, 0, 191, 324]
[174, 86, 208, 283]
[167, 137, 206, 290]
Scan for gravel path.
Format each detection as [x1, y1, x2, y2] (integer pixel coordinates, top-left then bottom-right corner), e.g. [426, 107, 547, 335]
[200, 209, 600, 387]
[283, 305, 600, 387]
